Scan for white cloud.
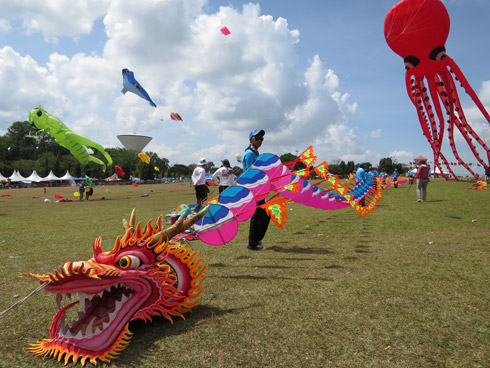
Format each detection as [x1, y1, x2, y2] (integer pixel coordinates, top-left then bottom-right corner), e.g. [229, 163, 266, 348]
[0, 0, 110, 41]
[0, 0, 376, 167]
[369, 128, 382, 138]
[387, 150, 415, 164]
[0, 19, 11, 32]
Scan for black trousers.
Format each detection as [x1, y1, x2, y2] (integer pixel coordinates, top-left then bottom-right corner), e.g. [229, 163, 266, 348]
[218, 185, 229, 194]
[248, 199, 270, 247]
[195, 185, 208, 210]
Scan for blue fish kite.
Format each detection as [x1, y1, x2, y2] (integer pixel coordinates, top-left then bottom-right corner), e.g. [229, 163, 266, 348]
[121, 68, 157, 107]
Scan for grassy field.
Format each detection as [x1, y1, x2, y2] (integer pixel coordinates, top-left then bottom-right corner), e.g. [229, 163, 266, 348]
[0, 179, 488, 368]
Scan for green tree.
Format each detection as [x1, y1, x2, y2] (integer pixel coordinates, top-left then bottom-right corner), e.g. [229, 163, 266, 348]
[346, 161, 355, 174]
[378, 157, 395, 174]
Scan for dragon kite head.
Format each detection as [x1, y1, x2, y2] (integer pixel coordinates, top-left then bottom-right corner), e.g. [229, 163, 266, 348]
[22, 208, 209, 366]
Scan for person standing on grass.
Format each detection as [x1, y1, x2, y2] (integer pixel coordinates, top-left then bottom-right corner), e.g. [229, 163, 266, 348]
[392, 168, 399, 188]
[78, 182, 85, 201]
[415, 159, 430, 202]
[356, 163, 367, 206]
[192, 158, 209, 211]
[369, 166, 378, 191]
[212, 159, 234, 193]
[243, 129, 269, 251]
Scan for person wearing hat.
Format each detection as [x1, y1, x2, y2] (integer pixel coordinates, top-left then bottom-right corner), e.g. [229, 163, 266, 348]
[356, 162, 367, 206]
[415, 159, 430, 202]
[391, 168, 399, 188]
[192, 158, 209, 211]
[369, 166, 379, 191]
[243, 129, 269, 251]
[212, 159, 234, 193]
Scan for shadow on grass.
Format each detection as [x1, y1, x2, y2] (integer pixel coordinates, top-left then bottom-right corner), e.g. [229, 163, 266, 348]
[266, 246, 334, 255]
[119, 304, 257, 367]
[325, 264, 343, 269]
[209, 263, 296, 270]
[211, 275, 268, 280]
[304, 277, 334, 282]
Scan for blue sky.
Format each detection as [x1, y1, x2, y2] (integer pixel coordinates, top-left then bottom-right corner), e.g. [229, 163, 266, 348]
[0, 0, 489, 175]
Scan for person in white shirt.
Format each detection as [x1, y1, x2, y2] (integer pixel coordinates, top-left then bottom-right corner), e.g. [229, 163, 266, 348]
[191, 158, 209, 211]
[212, 159, 234, 193]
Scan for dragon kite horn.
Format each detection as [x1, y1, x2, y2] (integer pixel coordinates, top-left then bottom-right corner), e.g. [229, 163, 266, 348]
[159, 205, 209, 243]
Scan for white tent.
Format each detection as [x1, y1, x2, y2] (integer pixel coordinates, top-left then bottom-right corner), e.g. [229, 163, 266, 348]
[42, 170, 61, 181]
[59, 171, 76, 180]
[8, 170, 27, 182]
[433, 167, 450, 176]
[0, 173, 7, 181]
[25, 170, 44, 182]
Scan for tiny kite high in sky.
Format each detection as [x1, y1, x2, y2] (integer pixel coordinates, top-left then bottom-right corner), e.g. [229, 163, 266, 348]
[170, 112, 183, 121]
[121, 68, 157, 108]
[220, 26, 230, 36]
[28, 107, 113, 171]
[384, 0, 490, 179]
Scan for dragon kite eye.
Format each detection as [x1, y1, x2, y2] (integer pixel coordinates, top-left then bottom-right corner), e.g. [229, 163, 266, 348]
[117, 255, 142, 270]
[36, 109, 42, 117]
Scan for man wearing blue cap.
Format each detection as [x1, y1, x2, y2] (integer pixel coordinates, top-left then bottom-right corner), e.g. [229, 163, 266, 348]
[356, 162, 367, 207]
[243, 129, 269, 251]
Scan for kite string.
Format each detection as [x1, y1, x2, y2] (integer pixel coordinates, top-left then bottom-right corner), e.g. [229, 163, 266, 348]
[0, 282, 49, 318]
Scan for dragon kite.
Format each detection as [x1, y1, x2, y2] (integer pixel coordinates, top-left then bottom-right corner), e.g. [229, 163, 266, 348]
[194, 147, 385, 245]
[21, 208, 208, 365]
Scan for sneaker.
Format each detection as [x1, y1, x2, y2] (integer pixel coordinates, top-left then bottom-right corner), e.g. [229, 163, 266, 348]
[247, 243, 266, 251]
[418, 199, 421, 202]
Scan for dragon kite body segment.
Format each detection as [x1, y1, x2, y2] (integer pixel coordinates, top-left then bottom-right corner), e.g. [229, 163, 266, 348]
[384, 0, 490, 179]
[28, 106, 113, 172]
[22, 208, 208, 365]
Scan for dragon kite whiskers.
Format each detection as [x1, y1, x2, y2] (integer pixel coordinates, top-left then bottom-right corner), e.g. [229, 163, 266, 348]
[22, 208, 209, 366]
[384, 0, 490, 179]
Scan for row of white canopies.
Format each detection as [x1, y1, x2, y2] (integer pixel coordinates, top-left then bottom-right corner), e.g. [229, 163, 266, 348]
[0, 170, 80, 182]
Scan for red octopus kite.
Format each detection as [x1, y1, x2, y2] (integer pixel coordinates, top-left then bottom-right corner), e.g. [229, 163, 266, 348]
[384, 0, 490, 179]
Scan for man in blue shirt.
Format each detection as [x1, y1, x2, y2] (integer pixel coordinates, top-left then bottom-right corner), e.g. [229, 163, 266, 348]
[356, 163, 366, 206]
[356, 162, 366, 183]
[392, 168, 399, 188]
[243, 129, 270, 251]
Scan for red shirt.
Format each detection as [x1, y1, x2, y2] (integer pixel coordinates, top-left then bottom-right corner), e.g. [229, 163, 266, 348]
[416, 164, 430, 179]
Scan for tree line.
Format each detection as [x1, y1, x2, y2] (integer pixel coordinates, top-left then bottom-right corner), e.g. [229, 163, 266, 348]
[0, 121, 405, 181]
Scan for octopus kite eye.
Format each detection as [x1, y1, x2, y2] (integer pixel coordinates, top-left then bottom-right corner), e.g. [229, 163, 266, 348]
[117, 255, 142, 270]
[429, 46, 446, 61]
[403, 56, 420, 70]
